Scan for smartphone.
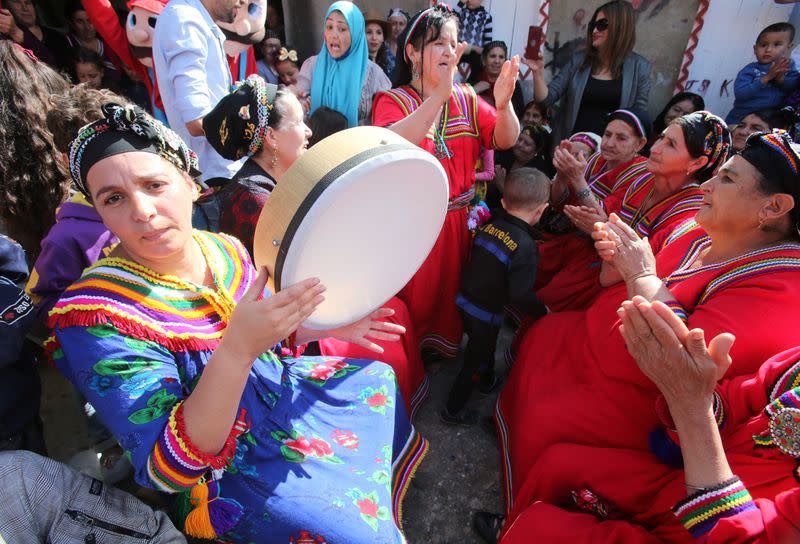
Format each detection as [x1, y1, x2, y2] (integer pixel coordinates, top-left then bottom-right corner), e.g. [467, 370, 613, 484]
[526, 25, 545, 59]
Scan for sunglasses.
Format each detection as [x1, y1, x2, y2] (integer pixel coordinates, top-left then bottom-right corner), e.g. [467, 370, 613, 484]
[590, 18, 609, 32]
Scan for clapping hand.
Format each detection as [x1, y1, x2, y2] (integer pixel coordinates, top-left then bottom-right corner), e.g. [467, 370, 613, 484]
[434, 41, 469, 103]
[592, 213, 655, 281]
[765, 57, 790, 84]
[618, 297, 735, 414]
[493, 55, 521, 111]
[552, 145, 588, 187]
[564, 205, 606, 234]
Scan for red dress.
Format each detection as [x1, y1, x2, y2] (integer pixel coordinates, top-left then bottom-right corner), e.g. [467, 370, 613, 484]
[499, 347, 800, 543]
[373, 84, 498, 358]
[497, 227, 800, 528]
[534, 154, 649, 312]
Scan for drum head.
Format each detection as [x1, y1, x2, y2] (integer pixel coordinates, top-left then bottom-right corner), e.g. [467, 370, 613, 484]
[254, 126, 448, 330]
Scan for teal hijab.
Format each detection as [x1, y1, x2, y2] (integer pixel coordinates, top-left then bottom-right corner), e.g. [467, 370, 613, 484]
[310, 1, 368, 127]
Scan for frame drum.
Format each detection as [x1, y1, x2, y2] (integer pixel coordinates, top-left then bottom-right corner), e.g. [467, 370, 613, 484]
[253, 126, 448, 330]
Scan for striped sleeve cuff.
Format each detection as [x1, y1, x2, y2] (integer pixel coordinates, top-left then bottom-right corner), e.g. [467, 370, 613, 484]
[147, 401, 249, 492]
[673, 477, 757, 538]
[663, 299, 688, 322]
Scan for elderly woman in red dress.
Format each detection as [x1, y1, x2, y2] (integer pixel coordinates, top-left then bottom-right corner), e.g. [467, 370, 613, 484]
[372, 5, 520, 359]
[490, 299, 800, 543]
[481, 131, 800, 541]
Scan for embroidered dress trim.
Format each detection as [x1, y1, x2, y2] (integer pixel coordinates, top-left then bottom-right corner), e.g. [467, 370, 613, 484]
[419, 334, 460, 359]
[148, 402, 250, 492]
[673, 477, 757, 538]
[380, 84, 481, 143]
[664, 242, 800, 294]
[448, 186, 477, 212]
[618, 177, 702, 240]
[586, 155, 649, 201]
[390, 426, 428, 529]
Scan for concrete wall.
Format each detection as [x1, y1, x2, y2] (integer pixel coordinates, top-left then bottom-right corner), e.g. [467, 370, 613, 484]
[283, 0, 429, 62]
[544, 0, 700, 119]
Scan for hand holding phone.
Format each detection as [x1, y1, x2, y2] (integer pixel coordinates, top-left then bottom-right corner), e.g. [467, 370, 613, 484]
[526, 25, 545, 60]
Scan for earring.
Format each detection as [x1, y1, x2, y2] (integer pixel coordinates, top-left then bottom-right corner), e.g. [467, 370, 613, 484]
[411, 62, 420, 81]
[271, 144, 278, 169]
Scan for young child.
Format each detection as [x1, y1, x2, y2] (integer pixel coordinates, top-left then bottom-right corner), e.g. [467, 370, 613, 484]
[275, 46, 300, 86]
[455, 0, 492, 81]
[727, 22, 800, 125]
[441, 167, 550, 426]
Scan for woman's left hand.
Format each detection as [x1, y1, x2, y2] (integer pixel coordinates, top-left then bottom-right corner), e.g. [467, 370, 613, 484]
[325, 307, 405, 353]
[493, 55, 520, 110]
[564, 205, 607, 234]
[618, 297, 735, 414]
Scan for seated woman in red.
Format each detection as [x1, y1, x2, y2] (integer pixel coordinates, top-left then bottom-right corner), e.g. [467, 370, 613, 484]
[479, 299, 800, 543]
[533, 112, 729, 313]
[534, 109, 650, 312]
[495, 130, 800, 532]
[202, 75, 427, 416]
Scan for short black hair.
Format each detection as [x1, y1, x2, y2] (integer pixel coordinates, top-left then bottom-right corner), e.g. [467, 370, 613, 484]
[758, 22, 795, 43]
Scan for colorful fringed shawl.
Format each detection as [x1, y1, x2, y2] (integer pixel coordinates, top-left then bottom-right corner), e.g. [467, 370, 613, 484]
[46, 230, 254, 353]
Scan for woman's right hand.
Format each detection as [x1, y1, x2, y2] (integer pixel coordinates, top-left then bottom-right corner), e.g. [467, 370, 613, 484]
[434, 41, 468, 104]
[221, 267, 326, 363]
[521, 55, 545, 77]
[618, 297, 735, 414]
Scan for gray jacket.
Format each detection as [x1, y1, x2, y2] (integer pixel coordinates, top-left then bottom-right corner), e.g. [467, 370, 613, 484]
[544, 51, 652, 144]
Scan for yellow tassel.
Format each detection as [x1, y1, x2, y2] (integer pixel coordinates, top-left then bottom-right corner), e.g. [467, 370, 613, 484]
[183, 482, 217, 539]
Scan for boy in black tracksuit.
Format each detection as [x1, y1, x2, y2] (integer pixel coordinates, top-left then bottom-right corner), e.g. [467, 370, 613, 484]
[441, 167, 550, 426]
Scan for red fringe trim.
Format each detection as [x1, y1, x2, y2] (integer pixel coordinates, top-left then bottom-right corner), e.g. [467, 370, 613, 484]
[173, 403, 250, 470]
[47, 310, 223, 354]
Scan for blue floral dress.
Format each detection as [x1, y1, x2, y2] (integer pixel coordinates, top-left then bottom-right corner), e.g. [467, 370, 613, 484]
[47, 231, 427, 543]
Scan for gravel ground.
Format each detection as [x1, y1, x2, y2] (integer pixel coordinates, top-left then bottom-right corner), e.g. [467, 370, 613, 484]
[401, 330, 513, 544]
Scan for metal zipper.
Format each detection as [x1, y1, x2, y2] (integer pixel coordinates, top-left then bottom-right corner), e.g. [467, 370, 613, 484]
[65, 510, 151, 540]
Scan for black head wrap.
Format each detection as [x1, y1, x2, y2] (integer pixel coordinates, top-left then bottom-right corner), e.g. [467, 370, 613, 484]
[203, 74, 278, 161]
[740, 130, 800, 237]
[68, 103, 200, 197]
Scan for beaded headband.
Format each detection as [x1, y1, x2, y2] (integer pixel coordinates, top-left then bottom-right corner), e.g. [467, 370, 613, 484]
[68, 103, 200, 197]
[236, 74, 277, 157]
[402, 4, 454, 63]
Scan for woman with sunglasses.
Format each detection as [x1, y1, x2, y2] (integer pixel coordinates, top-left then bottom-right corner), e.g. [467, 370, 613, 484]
[524, 0, 651, 146]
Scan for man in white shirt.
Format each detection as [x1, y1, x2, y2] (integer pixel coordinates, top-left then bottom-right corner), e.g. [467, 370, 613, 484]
[153, 0, 243, 181]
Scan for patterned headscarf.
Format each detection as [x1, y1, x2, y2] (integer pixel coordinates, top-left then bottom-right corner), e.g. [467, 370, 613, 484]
[68, 103, 200, 197]
[675, 111, 731, 182]
[203, 74, 278, 161]
[741, 129, 800, 237]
